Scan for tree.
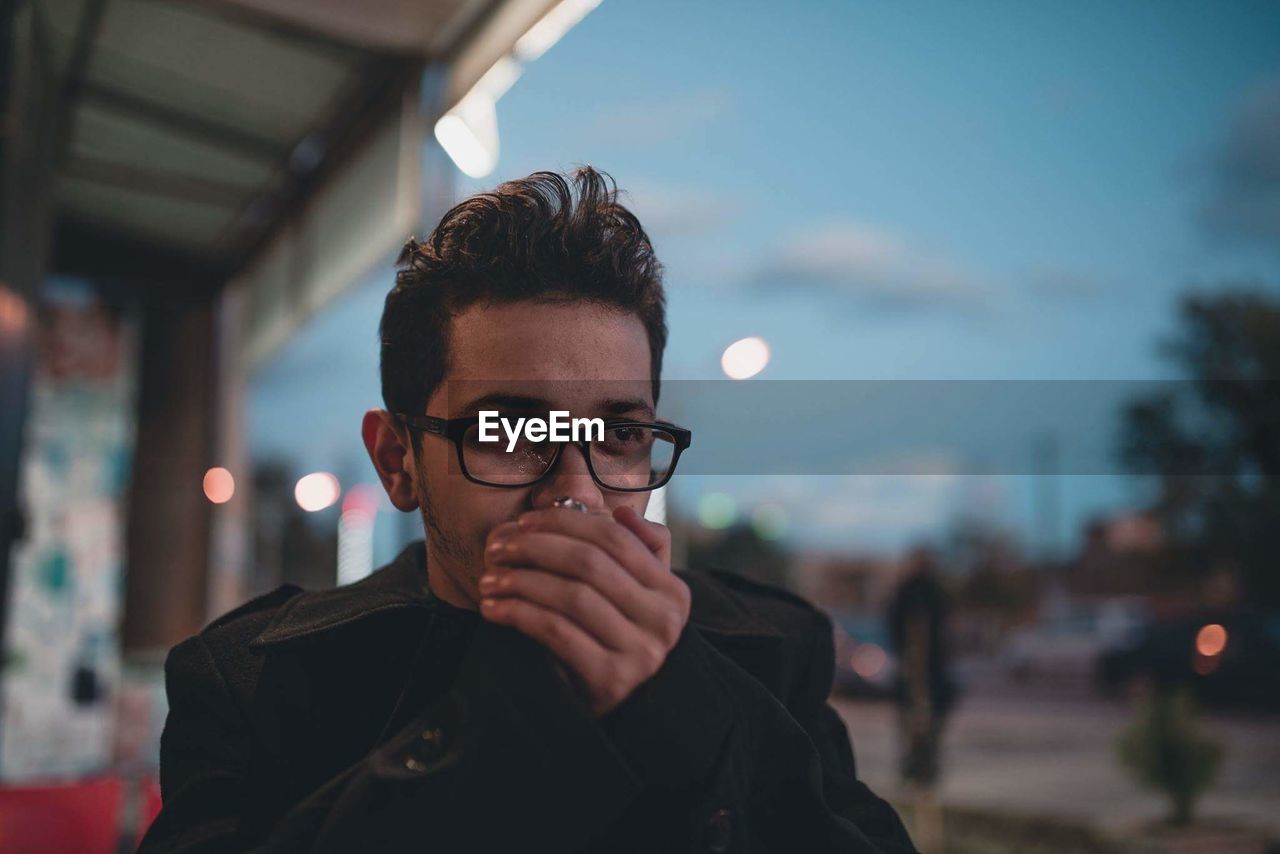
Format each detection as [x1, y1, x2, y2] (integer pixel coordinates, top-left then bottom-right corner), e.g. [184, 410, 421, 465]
[1116, 688, 1223, 825]
[1121, 290, 1280, 605]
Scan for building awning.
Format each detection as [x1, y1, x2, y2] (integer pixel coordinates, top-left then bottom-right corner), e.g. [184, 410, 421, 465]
[40, 0, 565, 271]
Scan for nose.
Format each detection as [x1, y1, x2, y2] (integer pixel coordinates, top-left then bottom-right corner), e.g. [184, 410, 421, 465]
[530, 442, 606, 513]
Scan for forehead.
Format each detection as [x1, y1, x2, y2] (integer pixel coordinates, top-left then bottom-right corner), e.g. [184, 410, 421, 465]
[437, 300, 653, 410]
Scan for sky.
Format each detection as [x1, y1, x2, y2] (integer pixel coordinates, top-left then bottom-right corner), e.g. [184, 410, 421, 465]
[250, 0, 1280, 561]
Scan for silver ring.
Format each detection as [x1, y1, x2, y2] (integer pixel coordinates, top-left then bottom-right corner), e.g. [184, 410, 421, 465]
[551, 496, 590, 513]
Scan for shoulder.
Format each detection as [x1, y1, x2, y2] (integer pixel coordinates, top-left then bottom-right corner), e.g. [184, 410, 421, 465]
[163, 584, 304, 706]
[676, 568, 837, 712]
[190, 583, 305, 659]
[166, 544, 431, 704]
[707, 570, 829, 619]
[677, 567, 832, 639]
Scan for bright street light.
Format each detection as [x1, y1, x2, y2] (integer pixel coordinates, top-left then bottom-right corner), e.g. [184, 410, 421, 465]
[295, 472, 341, 512]
[721, 336, 770, 380]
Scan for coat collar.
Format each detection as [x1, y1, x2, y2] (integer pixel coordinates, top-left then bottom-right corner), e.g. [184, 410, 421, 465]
[250, 541, 434, 648]
[250, 539, 784, 649]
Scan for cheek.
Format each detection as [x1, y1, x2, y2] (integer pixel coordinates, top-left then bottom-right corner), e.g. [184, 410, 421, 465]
[464, 490, 529, 539]
[423, 456, 530, 539]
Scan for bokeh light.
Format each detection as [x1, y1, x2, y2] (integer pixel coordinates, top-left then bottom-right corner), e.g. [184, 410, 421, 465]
[751, 503, 789, 540]
[698, 492, 737, 529]
[1195, 623, 1228, 657]
[295, 472, 341, 512]
[202, 467, 234, 504]
[720, 336, 770, 380]
[851, 644, 887, 679]
[341, 482, 383, 520]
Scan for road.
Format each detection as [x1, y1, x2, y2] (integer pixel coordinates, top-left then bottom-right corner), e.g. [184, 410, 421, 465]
[831, 667, 1280, 840]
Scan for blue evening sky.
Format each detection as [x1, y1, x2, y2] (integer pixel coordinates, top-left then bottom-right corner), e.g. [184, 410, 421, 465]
[251, 1, 1280, 561]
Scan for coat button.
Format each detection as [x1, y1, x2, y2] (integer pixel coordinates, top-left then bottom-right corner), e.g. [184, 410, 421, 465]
[418, 727, 445, 759]
[704, 807, 733, 852]
[401, 727, 446, 773]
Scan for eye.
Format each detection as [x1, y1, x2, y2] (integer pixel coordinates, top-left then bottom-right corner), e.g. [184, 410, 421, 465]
[601, 426, 653, 452]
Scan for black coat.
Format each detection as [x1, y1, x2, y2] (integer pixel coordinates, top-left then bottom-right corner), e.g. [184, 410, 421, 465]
[139, 541, 915, 853]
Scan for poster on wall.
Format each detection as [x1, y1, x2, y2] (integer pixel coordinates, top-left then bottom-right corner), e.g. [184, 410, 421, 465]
[0, 279, 137, 780]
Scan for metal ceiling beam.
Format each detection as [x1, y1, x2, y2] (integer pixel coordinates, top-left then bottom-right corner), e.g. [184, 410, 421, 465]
[220, 53, 421, 264]
[161, 0, 375, 59]
[57, 0, 108, 156]
[25, 0, 56, 80]
[79, 80, 284, 163]
[63, 155, 252, 208]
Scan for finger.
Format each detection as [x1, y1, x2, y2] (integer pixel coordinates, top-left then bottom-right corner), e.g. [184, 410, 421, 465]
[486, 530, 675, 624]
[516, 509, 668, 589]
[479, 567, 641, 652]
[612, 505, 671, 563]
[487, 532, 669, 632]
[612, 508, 687, 609]
[479, 595, 609, 692]
[485, 520, 520, 550]
[485, 539, 687, 647]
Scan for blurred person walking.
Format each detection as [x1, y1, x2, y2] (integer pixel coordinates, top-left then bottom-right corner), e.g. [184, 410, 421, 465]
[887, 546, 955, 851]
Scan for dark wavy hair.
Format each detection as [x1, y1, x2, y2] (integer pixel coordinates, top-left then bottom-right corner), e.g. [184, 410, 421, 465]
[379, 167, 667, 435]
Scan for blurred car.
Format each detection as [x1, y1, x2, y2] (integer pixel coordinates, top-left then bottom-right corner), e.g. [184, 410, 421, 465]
[1001, 598, 1147, 683]
[830, 613, 897, 698]
[1097, 610, 1280, 710]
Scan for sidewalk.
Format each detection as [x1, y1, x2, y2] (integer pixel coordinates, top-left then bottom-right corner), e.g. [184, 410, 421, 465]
[832, 691, 1280, 841]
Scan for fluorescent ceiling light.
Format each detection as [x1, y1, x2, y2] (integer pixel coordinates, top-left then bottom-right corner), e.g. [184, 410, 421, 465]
[514, 0, 602, 62]
[434, 94, 500, 178]
[472, 56, 522, 102]
[438, 0, 601, 177]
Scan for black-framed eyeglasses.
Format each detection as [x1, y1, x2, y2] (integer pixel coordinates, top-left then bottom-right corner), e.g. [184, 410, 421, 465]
[395, 413, 692, 492]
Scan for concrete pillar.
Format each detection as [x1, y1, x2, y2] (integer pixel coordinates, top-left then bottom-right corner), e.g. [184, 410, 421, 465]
[121, 294, 217, 653]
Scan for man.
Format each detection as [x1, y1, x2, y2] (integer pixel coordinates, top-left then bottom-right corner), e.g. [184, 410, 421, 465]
[887, 546, 954, 788]
[141, 169, 914, 852]
[887, 546, 954, 852]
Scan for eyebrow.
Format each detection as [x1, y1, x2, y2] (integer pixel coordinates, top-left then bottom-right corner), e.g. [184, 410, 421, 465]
[599, 397, 655, 419]
[453, 393, 654, 420]
[454, 393, 548, 415]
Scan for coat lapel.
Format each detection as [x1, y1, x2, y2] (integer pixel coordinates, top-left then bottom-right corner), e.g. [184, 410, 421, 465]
[242, 540, 796, 801]
[249, 541, 433, 649]
[249, 540, 788, 654]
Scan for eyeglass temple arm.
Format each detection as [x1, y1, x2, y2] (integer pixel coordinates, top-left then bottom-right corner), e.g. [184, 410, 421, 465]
[397, 414, 449, 435]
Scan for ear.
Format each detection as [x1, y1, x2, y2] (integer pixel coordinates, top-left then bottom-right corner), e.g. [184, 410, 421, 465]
[361, 409, 420, 512]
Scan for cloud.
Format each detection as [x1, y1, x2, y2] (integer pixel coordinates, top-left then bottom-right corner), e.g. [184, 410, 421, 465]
[1197, 77, 1280, 253]
[620, 181, 733, 240]
[745, 221, 993, 317]
[583, 88, 732, 147]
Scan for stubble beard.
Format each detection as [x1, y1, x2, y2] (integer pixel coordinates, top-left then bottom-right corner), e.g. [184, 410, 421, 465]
[413, 463, 477, 581]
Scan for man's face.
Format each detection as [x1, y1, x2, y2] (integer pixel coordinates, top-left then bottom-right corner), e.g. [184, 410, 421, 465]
[408, 300, 654, 604]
